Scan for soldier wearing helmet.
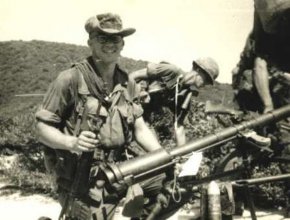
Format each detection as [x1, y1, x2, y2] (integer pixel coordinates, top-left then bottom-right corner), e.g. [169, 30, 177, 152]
[191, 57, 219, 87]
[130, 57, 219, 98]
[129, 58, 219, 146]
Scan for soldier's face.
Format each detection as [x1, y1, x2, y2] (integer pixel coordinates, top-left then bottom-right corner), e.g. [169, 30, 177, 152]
[183, 70, 206, 88]
[194, 73, 206, 88]
[88, 34, 124, 63]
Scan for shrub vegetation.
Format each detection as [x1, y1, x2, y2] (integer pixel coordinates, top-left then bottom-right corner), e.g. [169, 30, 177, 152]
[0, 40, 286, 210]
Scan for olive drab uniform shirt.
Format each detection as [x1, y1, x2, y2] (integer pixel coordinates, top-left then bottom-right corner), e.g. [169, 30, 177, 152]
[36, 56, 143, 189]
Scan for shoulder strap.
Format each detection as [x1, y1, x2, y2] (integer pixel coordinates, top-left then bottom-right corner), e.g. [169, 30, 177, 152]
[72, 61, 104, 136]
[73, 60, 108, 105]
[73, 94, 103, 136]
[73, 95, 88, 137]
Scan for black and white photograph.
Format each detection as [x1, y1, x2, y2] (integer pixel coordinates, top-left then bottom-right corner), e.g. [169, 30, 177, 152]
[1, 0, 290, 219]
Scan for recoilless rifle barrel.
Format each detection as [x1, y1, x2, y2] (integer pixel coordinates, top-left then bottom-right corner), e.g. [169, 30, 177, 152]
[233, 173, 290, 187]
[100, 104, 290, 188]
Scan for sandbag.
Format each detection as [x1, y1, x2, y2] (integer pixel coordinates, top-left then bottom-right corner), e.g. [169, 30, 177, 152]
[254, 0, 290, 33]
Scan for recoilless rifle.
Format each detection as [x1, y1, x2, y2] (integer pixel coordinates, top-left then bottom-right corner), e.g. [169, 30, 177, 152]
[98, 104, 290, 190]
[92, 104, 290, 219]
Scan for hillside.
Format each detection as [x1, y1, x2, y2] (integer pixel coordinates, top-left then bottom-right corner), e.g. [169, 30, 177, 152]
[0, 40, 234, 118]
[1, 41, 288, 214]
[0, 40, 149, 118]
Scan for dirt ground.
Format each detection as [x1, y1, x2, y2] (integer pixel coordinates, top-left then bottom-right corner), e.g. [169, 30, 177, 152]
[0, 192, 289, 220]
[0, 155, 289, 220]
[0, 193, 60, 220]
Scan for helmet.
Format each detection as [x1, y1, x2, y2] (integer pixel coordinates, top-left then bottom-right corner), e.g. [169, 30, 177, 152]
[193, 57, 219, 84]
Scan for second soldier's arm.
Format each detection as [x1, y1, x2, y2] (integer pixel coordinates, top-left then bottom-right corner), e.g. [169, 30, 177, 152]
[253, 57, 274, 113]
[134, 116, 162, 152]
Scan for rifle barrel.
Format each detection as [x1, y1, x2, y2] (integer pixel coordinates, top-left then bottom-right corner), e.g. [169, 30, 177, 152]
[233, 173, 290, 186]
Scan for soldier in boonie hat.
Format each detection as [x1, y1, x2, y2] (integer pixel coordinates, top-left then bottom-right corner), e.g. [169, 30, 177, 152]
[36, 11, 168, 220]
[85, 13, 136, 37]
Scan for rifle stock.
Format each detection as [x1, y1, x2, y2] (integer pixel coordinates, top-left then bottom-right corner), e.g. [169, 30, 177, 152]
[205, 100, 243, 115]
[100, 104, 290, 188]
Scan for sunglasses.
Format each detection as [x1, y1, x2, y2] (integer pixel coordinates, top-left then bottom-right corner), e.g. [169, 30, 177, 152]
[95, 35, 123, 44]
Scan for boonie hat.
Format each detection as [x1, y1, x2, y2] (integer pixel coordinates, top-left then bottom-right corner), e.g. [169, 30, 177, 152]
[85, 13, 136, 37]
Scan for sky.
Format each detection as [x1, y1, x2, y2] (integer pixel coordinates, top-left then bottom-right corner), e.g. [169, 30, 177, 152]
[0, 0, 254, 83]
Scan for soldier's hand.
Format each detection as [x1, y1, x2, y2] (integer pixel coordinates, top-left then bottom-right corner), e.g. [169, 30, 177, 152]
[72, 131, 100, 152]
[263, 104, 274, 114]
[231, 66, 240, 76]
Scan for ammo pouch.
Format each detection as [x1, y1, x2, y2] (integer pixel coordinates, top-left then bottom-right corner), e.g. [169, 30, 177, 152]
[98, 84, 135, 149]
[43, 146, 57, 175]
[66, 198, 92, 220]
[98, 107, 126, 149]
[55, 150, 78, 191]
[75, 60, 136, 149]
[43, 146, 78, 191]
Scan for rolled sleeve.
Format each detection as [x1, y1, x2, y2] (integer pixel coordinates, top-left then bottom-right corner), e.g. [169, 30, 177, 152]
[132, 102, 144, 119]
[126, 77, 144, 118]
[35, 108, 62, 124]
[35, 69, 77, 125]
[147, 62, 184, 79]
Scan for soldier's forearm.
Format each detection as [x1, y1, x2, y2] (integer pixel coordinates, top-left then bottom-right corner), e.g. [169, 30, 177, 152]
[129, 68, 148, 80]
[36, 121, 77, 151]
[253, 57, 273, 112]
[134, 117, 162, 152]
